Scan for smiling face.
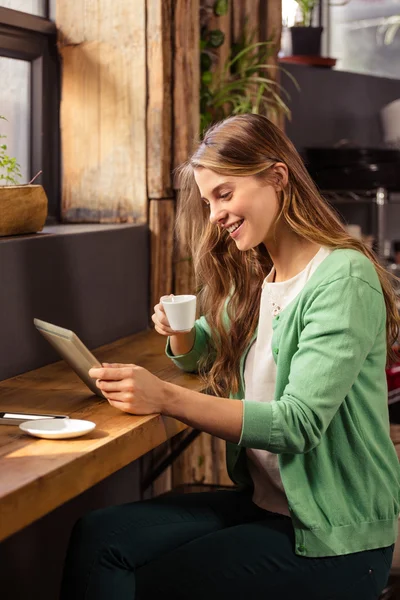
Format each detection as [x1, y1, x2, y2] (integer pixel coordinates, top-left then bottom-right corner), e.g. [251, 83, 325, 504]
[193, 167, 281, 251]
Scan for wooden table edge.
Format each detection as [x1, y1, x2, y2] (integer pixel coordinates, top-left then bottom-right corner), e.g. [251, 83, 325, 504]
[0, 329, 203, 542]
[0, 414, 188, 542]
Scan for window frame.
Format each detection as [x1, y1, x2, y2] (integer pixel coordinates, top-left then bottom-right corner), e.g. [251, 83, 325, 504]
[0, 6, 60, 220]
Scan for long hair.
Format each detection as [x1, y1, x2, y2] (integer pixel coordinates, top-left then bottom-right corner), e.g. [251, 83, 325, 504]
[175, 114, 399, 398]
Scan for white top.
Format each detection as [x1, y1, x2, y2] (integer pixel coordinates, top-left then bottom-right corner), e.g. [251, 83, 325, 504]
[243, 246, 332, 515]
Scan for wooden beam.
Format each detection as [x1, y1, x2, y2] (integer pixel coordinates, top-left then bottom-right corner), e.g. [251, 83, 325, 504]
[231, 0, 261, 44]
[207, 0, 231, 80]
[151, 439, 173, 496]
[263, 0, 282, 46]
[57, 0, 147, 223]
[145, 1, 176, 498]
[147, 0, 173, 198]
[174, 238, 196, 296]
[173, 0, 200, 174]
[149, 199, 175, 310]
[171, 431, 232, 488]
[260, 0, 284, 129]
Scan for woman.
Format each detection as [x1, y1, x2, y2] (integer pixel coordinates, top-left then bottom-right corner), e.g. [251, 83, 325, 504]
[61, 114, 400, 599]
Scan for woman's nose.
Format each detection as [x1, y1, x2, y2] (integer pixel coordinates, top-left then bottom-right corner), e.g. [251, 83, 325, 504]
[209, 204, 227, 225]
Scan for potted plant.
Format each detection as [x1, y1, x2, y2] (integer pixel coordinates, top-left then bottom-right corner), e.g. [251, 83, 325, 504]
[290, 0, 323, 56]
[200, 17, 298, 131]
[0, 116, 47, 236]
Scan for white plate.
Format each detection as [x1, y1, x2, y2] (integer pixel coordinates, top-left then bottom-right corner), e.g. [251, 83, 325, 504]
[19, 418, 96, 439]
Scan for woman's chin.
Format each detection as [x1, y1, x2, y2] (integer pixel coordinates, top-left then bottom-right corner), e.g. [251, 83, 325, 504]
[234, 238, 254, 252]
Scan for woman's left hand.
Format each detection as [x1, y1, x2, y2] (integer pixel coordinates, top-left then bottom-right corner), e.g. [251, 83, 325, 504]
[88, 363, 166, 415]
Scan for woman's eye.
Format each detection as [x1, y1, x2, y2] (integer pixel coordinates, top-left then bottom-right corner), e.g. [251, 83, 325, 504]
[220, 192, 231, 200]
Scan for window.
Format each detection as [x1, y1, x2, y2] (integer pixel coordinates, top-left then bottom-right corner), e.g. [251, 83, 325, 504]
[0, 1, 60, 219]
[329, 0, 400, 80]
[0, 57, 30, 181]
[0, 1, 46, 18]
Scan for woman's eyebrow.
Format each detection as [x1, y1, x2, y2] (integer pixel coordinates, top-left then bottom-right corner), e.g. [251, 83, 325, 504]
[200, 182, 233, 202]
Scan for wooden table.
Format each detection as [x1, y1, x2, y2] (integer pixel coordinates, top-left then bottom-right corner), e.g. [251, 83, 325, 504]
[0, 329, 202, 542]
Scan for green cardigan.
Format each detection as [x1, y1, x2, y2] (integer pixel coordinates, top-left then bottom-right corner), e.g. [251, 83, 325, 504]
[166, 249, 400, 557]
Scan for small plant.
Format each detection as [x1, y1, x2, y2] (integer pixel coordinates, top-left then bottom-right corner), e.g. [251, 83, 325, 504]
[293, 0, 319, 27]
[379, 15, 400, 46]
[0, 116, 22, 186]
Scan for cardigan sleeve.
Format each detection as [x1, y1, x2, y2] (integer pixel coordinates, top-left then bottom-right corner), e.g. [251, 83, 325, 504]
[165, 315, 214, 373]
[239, 275, 386, 454]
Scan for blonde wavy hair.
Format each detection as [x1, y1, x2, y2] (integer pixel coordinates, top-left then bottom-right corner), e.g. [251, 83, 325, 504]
[175, 114, 399, 397]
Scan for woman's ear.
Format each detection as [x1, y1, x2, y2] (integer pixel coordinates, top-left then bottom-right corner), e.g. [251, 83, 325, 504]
[272, 163, 288, 190]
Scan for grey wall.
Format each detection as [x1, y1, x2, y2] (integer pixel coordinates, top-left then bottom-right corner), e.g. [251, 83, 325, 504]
[283, 64, 400, 151]
[0, 224, 149, 380]
[282, 64, 400, 243]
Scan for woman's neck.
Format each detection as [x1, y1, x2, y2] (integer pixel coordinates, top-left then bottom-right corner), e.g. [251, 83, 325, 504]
[265, 224, 321, 283]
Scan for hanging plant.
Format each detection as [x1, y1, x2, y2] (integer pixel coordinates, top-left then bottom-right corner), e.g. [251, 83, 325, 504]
[214, 0, 228, 17]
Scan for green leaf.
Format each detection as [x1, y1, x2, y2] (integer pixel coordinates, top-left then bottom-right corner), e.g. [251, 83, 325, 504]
[253, 63, 301, 91]
[208, 29, 225, 48]
[200, 90, 214, 113]
[224, 41, 274, 75]
[214, 0, 228, 16]
[254, 82, 265, 112]
[201, 52, 212, 71]
[202, 71, 213, 85]
[294, 0, 319, 26]
[384, 20, 400, 45]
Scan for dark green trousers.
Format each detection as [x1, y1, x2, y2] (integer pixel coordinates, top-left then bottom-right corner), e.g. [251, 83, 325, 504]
[60, 488, 393, 599]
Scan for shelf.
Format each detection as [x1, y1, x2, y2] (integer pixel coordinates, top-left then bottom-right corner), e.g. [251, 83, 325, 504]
[279, 56, 337, 68]
[321, 189, 400, 204]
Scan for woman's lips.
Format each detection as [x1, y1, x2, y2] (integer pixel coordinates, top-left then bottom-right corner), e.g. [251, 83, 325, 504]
[230, 220, 244, 239]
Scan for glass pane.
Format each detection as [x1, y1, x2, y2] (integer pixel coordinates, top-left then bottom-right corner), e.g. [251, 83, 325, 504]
[330, 0, 400, 80]
[0, 57, 31, 184]
[0, 0, 46, 18]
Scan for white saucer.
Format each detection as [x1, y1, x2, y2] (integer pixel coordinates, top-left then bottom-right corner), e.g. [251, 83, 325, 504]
[19, 418, 96, 439]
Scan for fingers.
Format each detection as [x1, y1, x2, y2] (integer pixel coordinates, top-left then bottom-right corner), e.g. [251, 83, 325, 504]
[151, 297, 175, 335]
[154, 301, 168, 321]
[106, 397, 157, 415]
[105, 391, 133, 402]
[97, 377, 137, 393]
[151, 316, 176, 336]
[107, 398, 136, 413]
[95, 379, 131, 393]
[89, 366, 135, 380]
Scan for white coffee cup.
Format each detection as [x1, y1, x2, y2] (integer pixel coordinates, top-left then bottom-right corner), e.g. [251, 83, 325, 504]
[161, 294, 196, 332]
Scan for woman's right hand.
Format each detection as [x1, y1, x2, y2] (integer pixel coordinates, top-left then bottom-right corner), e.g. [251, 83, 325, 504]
[152, 297, 178, 337]
[152, 296, 195, 355]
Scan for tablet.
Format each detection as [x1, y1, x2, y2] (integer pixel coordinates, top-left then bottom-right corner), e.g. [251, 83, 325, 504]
[33, 318, 106, 399]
